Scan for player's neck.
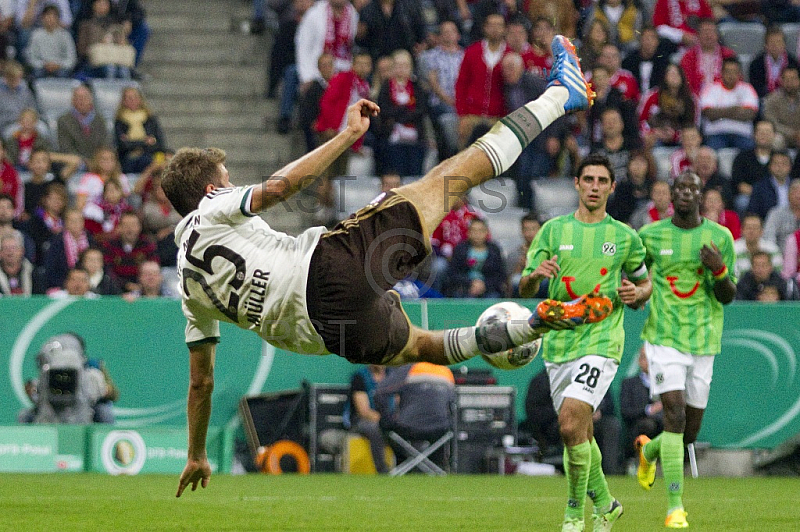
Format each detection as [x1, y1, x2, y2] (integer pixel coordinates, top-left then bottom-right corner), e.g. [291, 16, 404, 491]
[574, 207, 607, 224]
[671, 211, 702, 229]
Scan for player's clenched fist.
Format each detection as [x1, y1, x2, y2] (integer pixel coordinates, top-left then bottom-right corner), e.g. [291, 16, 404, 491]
[346, 99, 380, 137]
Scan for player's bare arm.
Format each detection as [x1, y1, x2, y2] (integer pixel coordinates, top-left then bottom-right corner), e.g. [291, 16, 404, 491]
[519, 255, 559, 298]
[700, 241, 736, 304]
[176, 342, 216, 497]
[249, 99, 380, 212]
[617, 277, 652, 309]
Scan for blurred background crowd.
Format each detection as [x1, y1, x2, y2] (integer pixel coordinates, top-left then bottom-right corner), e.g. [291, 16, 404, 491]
[1, 0, 800, 303]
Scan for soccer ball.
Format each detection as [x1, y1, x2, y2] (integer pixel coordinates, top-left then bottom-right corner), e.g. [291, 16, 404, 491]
[476, 301, 541, 370]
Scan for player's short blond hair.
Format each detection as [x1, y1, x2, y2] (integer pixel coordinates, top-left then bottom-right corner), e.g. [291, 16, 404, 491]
[162, 148, 226, 216]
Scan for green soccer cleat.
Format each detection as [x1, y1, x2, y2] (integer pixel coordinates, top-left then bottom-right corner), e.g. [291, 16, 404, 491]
[635, 434, 656, 490]
[561, 517, 585, 532]
[592, 499, 623, 531]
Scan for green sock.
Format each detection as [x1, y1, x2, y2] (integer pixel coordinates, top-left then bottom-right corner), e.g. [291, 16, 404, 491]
[587, 438, 613, 512]
[643, 433, 662, 463]
[660, 431, 684, 512]
[564, 441, 591, 520]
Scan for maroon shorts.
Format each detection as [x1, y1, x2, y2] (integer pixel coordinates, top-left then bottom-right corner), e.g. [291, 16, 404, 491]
[306, 192, 430, 364]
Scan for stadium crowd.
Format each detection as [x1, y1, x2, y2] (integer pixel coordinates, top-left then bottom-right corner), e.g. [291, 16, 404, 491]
[0, 0, 179, 300]
[1, 0, 800, 302]
[262, 0, 800, 302]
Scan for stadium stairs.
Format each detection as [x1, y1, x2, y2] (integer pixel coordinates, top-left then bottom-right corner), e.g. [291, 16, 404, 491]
[142, 0, 308, 234]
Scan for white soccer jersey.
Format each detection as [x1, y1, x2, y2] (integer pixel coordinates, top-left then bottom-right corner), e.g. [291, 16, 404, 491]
[174, 186, 329, 355]
[699, 80, 759, 137]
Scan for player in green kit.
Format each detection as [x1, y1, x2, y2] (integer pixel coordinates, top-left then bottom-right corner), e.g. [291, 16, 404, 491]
[520, 153, 653, 532]
[634, 171, 736, 529]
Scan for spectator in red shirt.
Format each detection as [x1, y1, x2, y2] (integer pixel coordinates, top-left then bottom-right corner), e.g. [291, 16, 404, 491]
[315, 51, 372, 177]
[748, 25, 800, 99]
[506, 20, 537, 71]
[630, 180, 674, 229]
[638, 63, 698, 149]
[652, 0, 713, 48]
[83, 178, 133, 241]
[0, 138, 22, 219]
[596, 43, 640, 101]
[669, 125, 703, 179]
[702, 187, 741, 240]
[5, 108, 50, 172]
[101, 211, 157, 291]
[429, 195, 484, 291]
[679, 18, 736, 96]
[529, 16, 556, 77]
[454, 13, 509, 148]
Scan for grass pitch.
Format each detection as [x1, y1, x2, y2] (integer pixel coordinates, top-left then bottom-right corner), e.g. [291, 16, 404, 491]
[1, 473, 799, 531]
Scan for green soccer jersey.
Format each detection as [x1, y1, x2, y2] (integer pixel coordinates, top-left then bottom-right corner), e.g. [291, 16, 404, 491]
[638, 218, 736, 356]
[522, 214, 648, 363]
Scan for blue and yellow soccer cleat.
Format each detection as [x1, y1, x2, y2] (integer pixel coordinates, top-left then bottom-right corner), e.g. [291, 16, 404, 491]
[592, 499, 624, 532]
[665, 508, 689, 528]
[635, 435, 657, 490]
[547, 35, 595, 113]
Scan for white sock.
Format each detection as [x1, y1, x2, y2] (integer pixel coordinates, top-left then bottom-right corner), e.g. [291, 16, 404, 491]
[473, 86, 569, 176]
[443, 318, 541, 364]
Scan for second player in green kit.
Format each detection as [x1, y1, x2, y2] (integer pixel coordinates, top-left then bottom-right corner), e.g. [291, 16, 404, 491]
[635, 172, 737, 529]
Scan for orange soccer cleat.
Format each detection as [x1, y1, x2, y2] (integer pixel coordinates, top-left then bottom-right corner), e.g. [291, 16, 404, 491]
[536, 291, 613, 325]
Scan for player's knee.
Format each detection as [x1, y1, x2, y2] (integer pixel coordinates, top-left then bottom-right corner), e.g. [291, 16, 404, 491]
[558, 405, 591, 445]
[662, 403, 686, 431]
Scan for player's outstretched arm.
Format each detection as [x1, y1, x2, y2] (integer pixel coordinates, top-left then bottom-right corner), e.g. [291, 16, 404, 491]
[176, 342, 216, 497]
[249, 99, 380, 212]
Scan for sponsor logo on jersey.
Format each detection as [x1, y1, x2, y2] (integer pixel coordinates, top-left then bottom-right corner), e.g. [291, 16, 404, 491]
[655, 373, 664, 385]
[559, 244, 573, 251]
[660, 249, 674, 255]
[602, 242, 616, 256]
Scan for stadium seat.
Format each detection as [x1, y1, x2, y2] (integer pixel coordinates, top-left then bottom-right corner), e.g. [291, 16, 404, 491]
[33, 78, 81, 136]
[160, 266, 180, 296]
[346, 146, 375, 176]
[718, 22, 766, 57]
[335, 176, 382, 219]
[781, 23, 800, 58]
[531, 177, 578, 220]
[482, 208, 526, 259]
[90, 79, 141, 124]
[652, 146, 677, 180]
[468, 177, 518, 214]
[716, 147, 739, 179]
